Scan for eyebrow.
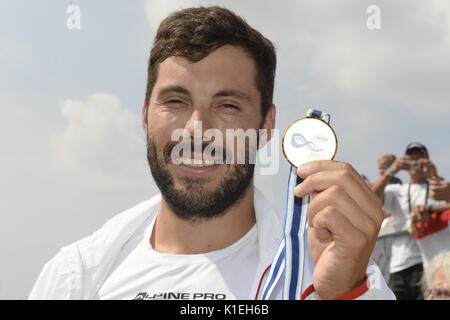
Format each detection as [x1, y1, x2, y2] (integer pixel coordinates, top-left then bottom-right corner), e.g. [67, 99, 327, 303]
[156, 86, 252, 102]
[157, 85, 191, 98]
[213, 89, 252, 102]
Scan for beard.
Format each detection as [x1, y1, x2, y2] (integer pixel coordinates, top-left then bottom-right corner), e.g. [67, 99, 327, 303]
[146, 134, 255, 222]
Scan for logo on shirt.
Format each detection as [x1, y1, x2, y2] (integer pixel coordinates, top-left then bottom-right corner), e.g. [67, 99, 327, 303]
[132, 292, 227, 300]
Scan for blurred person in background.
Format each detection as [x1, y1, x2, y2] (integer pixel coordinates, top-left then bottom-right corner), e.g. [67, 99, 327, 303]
[409, 201, 450, 270]
[421, 251, 450, 300]
[372, 142, 447, 299]
[408, 149, 450, 271]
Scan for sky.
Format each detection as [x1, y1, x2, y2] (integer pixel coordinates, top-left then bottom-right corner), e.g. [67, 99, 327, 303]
[1, 0, 450, 299]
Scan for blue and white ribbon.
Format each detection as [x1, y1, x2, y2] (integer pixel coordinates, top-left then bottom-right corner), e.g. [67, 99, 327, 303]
[260, 109, 331, 300]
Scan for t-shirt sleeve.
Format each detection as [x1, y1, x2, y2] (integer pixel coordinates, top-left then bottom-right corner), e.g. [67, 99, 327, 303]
[28, 251, 73, 300]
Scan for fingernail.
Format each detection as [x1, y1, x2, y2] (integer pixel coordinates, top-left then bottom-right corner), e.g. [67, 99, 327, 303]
[297, 165, 309, 177]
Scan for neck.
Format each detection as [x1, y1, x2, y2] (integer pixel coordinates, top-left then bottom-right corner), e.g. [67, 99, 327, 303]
[150, 185, 256, 254]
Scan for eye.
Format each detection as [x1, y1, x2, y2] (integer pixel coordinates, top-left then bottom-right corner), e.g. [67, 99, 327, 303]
[163, 99, 189, 109]
[166, 99, 185, 105]
[221, 104, 240, 111]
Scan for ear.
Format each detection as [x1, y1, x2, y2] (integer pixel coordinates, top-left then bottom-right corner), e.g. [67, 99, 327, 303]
[141, 100, 149, 134]
[258, 104, 276, 150]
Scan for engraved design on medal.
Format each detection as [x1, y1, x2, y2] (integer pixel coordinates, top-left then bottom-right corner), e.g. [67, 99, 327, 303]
[291, 133, 325, 152]
[282, 117, 338, 168]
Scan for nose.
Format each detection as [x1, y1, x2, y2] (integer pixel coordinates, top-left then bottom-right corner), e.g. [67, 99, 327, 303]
[184, 109, 215, 139]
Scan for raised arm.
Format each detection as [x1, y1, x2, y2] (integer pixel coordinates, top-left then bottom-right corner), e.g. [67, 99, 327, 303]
[371, 157, 409, 203]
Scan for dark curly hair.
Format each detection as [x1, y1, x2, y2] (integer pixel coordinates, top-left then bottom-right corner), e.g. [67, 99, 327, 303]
[145, 6, 276, 118]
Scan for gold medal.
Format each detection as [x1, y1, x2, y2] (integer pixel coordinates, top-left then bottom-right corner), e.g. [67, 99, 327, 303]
[282, 111, 338, 168]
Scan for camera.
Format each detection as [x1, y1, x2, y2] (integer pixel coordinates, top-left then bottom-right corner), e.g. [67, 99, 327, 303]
[407, 160, 421, 170]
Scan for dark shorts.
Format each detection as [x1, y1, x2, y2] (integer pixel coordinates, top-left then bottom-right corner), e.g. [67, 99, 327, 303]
[389, 263, 424, 300]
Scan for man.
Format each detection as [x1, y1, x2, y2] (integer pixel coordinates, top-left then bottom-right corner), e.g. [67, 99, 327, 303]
[29, 6, 393, 300]
[372, 142, 446, 299]
[421, 251, 450, 300]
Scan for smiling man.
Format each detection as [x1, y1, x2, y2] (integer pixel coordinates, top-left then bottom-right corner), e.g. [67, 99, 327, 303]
[29, 6, 394, 300]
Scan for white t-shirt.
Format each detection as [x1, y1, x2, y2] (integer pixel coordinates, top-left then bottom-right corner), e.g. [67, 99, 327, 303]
[96, 213, 260, 300]
[384, 183, 443, 273]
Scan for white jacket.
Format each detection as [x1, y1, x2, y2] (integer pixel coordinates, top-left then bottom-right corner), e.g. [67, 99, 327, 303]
[29, 188, 395, 300]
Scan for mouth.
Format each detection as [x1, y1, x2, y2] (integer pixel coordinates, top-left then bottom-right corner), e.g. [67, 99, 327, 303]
[171, 155, 224, 176]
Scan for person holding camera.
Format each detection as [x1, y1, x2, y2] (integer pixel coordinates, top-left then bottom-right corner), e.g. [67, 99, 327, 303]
[372, 142, 448, 300]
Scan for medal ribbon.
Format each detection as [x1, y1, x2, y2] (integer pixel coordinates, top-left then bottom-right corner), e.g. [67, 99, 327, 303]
[260, 109, 331, 300]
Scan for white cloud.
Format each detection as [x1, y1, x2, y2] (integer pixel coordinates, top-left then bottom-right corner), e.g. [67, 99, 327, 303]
[302, 1, 450, 116]
[50, 93, 150, 191]
[0, 92, 160, 299]
[144, 0, 450, 117]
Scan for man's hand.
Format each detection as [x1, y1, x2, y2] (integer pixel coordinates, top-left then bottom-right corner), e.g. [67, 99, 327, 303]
[295, 161, 384, 300]
[410, 205, 430, 235]
[390, 156, 410, 174]
[419, 159, 438, 180]
[430, 177, 450, 202]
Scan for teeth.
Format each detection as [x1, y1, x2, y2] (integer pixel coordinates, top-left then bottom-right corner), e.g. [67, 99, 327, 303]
[176, 157, 216, 167]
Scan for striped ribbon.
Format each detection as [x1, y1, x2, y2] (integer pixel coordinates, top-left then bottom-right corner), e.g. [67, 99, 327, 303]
[260, 109, 331, 300]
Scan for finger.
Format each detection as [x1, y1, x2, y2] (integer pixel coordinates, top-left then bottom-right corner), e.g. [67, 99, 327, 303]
[430, 180, 438, 186]
[297, 160, 381, 206]
[306, 185, 379, 236]
[431, 176, 440, 183]
[419, 159, 428, 165]
[429, 183, 439, 190]
[430, 183, 445, 191]
[295, 168, 383, 225]
[298, 161, 366, 187]
[312, 205, 370, 256]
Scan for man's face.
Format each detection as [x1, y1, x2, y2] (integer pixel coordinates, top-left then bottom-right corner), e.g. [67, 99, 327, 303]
[142, 45, 274, 221]
[426, 267, 450, 300]
[406, 149, 428, 180]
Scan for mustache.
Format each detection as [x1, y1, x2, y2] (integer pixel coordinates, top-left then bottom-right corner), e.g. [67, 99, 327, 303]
[163, 140, 229, 163]
[147, 133, 256, 165]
